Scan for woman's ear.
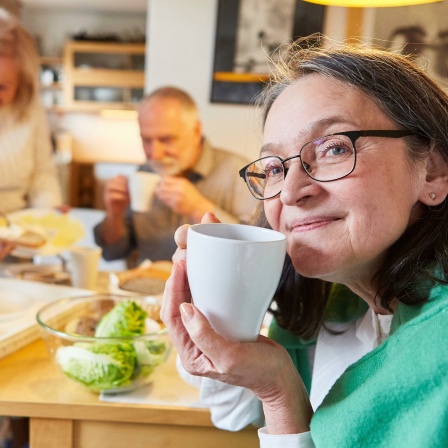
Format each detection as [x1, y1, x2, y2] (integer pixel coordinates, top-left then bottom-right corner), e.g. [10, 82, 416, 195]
[419, 150, 448, 206]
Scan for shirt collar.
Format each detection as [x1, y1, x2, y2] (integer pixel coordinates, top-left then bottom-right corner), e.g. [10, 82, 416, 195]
[185, 137, 214, 183]
[356, 308, 393, 351]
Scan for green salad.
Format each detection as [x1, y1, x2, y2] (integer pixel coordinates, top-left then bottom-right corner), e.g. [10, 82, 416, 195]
[56, 300, 168, 392]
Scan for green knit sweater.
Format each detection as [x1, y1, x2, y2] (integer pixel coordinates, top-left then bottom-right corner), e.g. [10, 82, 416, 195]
[311, 283, 448, 447]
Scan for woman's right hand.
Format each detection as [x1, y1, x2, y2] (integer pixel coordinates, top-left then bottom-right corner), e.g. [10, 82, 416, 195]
[163, 212, 313, 436]
[172, 211, 220, 264]
[0, 241, 15, 261]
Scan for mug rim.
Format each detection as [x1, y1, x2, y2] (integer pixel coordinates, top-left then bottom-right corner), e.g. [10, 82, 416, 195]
[188, 223, 286, 243]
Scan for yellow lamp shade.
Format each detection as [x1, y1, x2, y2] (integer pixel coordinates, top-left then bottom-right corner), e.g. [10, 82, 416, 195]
[304, 0, 441, 7]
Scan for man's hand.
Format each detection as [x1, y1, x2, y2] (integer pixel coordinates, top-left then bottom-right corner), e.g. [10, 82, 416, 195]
[156, 177, 214, 223]
[101, 175, 130, 244]
[103, 175, 130, 219]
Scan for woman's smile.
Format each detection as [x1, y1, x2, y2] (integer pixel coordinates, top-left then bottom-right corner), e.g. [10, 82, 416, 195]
[287, 216, 341, 233]
[262, 74, 429, 290]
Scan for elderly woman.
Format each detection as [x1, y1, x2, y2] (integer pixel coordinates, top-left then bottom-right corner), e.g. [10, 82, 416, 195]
[161, 36, 448, 447]
[0, 9, 62, 214]
[0, 9, 62, 261]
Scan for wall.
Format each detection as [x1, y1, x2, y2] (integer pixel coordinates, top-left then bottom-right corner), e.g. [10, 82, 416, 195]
[21, 7, 146, 56]
[21, 2, 373, 165]
[146, 0, 262, 161]
[373, 2, 448, 85]
[146, 1, 375, 162]
[21, 7, 147, 164]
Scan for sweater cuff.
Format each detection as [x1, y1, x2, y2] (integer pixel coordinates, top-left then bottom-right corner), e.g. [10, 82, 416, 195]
[258, 427, 314, 448]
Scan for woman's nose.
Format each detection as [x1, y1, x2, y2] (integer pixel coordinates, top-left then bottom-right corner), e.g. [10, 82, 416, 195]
[279, 160, 314, 205]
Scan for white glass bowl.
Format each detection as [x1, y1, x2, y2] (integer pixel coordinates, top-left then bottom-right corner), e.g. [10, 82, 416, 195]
[37, 294, 171, 394]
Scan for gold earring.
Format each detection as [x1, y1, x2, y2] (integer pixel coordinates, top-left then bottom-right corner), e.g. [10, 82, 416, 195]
[429, 192, 436, 200]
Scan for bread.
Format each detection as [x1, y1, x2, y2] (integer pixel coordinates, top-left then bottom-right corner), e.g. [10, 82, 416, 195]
[117, 262, 172, 296]
[0, 225, 47, 248]
[12, 229, 47, 248]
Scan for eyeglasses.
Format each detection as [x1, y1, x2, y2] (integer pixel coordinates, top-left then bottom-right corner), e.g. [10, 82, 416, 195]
[239, 130, 415, 200]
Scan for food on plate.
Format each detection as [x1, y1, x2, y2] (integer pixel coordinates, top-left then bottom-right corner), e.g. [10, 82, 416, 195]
[12, 212, 85, 247]
[0, 223, 47, 248]
[18, 269, 69, 283]
[116, 262, 172, 295]
[64, 316, 99, 336]
[56, 299, 168, 392]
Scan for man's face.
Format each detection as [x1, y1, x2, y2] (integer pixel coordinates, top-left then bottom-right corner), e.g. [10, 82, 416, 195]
[0, 56, 19, 107]
[139, 97, 202, 176]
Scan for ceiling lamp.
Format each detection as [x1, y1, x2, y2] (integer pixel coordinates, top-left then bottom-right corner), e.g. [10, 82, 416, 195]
[304, 0, 441, 7]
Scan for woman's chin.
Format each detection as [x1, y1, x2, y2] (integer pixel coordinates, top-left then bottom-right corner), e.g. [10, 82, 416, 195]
[290, 256, 337, 281]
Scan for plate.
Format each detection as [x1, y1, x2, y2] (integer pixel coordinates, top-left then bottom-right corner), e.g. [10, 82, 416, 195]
[4, 263, 71, 285]
[108, 260, 172, 297]
[0, 278, 93, 359]
[0, 291, 34, 322]
[7, 208, 85, 257]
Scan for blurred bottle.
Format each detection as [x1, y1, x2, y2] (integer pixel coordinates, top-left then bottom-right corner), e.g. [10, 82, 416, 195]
[54, 129, 73, 165]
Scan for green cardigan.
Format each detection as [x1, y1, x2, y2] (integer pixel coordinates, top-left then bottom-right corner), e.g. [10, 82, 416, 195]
[310, 283, 448, 447]
[268, 283, 368, 393]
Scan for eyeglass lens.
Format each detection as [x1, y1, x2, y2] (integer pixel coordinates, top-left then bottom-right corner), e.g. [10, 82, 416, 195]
[245, 134, 355, 199]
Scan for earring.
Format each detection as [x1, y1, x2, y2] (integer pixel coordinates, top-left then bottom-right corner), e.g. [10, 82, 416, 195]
[429, 192, 436, 200]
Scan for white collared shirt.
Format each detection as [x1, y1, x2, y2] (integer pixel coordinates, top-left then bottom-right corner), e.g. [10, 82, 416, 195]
[177, 308, 392, 446]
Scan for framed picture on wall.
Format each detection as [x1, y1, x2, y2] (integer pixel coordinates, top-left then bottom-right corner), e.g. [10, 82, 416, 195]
[372, 2, 448, 87]
[210, 0, 326, 105]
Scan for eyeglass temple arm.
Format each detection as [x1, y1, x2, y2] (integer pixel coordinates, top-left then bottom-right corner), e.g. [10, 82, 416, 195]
[247, 172, 265, 179]
[239, 169, 266, 181]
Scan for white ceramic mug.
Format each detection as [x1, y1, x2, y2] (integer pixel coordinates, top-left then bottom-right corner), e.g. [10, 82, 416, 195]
[187, 223, 286, 341]
[128, 171, 160, 213]
[69, 246, 102, 290]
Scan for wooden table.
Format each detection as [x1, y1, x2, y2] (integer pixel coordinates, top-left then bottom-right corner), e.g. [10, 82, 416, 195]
[0, 339, 259, 448]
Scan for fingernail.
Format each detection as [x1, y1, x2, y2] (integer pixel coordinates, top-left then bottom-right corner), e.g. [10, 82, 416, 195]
[180, 303, 194, 322]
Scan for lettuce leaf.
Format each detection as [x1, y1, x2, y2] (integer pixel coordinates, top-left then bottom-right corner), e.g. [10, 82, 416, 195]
[56, 342, 136, 391]
[133, 340, 167, 379]
[95, 300, 147, 338]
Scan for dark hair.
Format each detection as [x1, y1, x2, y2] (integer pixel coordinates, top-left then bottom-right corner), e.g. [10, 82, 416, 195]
[259, 35, 448, 338]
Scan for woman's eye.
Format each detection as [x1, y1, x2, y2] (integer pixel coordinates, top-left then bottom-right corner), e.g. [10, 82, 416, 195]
[329, 145, 348, 156]
[263, 163, 283, 178]
[319, 141, 351, 158]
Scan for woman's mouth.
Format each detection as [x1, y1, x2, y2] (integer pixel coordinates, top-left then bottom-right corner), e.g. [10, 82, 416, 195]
[289, 217, 340, 233]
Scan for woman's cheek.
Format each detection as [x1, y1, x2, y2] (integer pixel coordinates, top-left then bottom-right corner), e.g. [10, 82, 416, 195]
[264, 201, 281, 231]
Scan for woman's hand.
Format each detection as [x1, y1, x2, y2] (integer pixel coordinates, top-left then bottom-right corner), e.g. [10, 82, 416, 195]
[172, 211, 220, 264]
[161, 212, 313, 435]
[55, 205, 71, 214]
[0, 241, 15, 261]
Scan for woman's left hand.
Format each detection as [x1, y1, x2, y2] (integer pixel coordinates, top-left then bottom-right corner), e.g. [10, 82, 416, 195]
[0, 241, 15, 261]
[160, 259, 313, 435]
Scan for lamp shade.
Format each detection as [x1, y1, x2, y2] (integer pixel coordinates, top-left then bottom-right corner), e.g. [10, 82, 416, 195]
[304, 0, 441, 7]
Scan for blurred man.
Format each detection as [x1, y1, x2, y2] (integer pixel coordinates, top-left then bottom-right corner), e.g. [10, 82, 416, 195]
[94, 86, 256, 262]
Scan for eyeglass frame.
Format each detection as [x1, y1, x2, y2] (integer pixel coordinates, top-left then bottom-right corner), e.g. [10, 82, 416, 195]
[239, 129, 415, 200]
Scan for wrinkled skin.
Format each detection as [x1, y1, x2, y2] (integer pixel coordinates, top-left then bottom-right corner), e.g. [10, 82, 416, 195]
[161, 74, 448, 435]
[161, 213, 312, 434]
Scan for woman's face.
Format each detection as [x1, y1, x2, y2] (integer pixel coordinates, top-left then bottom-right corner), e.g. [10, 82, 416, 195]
[0, 56, 19, 107]
[263, 74, 428, 289]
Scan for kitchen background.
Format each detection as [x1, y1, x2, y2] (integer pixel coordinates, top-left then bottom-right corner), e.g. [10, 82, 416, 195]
[8, 0, 448, 207]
